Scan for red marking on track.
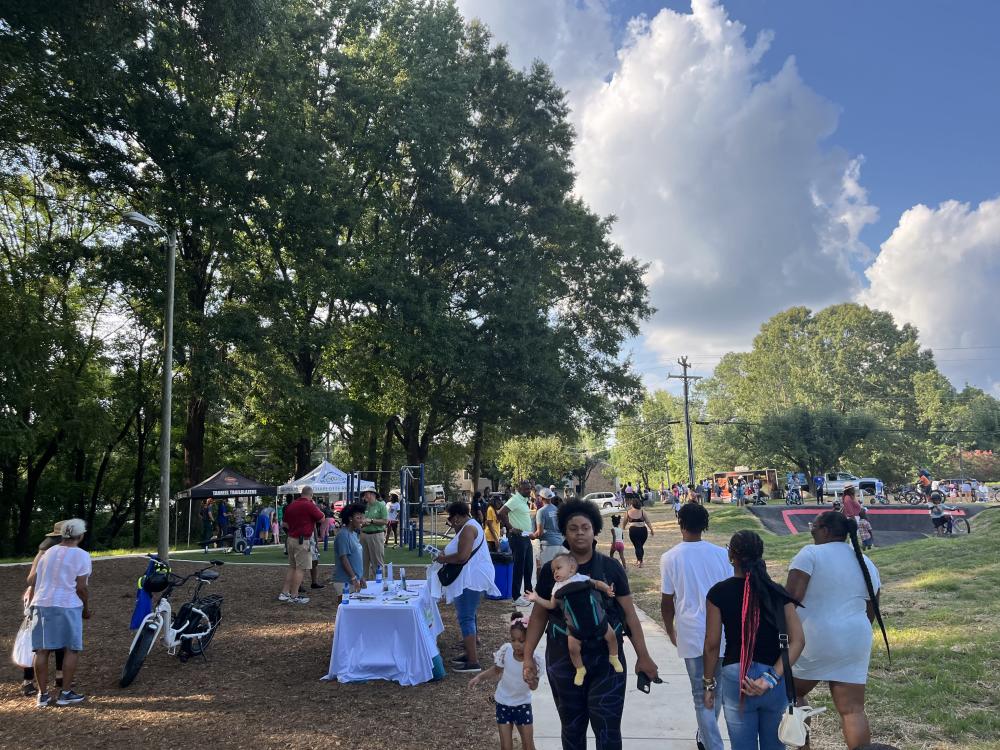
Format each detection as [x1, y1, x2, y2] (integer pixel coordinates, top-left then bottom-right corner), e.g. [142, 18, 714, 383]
[779, 507, 967, 534]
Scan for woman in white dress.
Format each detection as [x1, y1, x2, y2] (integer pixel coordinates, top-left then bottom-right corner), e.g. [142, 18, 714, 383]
[436, 501, 500, 673]
[785, 511, 889, 749]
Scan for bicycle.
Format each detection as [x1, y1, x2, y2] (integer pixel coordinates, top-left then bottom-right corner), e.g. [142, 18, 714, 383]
[119, 555, 225, 688]
[933, 507, 971, 537]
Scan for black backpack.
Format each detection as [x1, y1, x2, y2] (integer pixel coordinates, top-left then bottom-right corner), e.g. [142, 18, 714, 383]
[546, 552, 631, 642]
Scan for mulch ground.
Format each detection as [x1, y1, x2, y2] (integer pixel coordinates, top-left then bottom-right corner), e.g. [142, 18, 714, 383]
[0, 559, 514, 749]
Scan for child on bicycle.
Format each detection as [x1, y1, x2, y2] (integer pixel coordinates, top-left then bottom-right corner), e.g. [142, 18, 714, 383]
[927, 491, 954, 534]
[469, 612, 543, 750]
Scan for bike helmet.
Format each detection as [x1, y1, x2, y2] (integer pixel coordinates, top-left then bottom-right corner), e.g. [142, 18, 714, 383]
[929, 490, 943, 502]
[141, 571, 170, 593]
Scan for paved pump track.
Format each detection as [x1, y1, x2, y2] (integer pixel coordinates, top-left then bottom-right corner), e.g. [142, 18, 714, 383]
[748, 503, 997, 546]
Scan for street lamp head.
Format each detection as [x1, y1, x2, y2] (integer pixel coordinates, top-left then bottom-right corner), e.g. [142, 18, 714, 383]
[122, 211, 163, 232]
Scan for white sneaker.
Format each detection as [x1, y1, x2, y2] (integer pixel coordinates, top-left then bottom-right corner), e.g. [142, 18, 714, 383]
[291, 595, 310, 604]
[513, 596, 531, 607]
[277, 592, 292, 602]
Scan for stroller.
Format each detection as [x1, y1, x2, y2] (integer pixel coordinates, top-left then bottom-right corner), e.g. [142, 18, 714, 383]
[232, 520, 256, 554]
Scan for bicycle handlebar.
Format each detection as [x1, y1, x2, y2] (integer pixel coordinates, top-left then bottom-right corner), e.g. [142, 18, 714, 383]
[144, 554, 224, 588]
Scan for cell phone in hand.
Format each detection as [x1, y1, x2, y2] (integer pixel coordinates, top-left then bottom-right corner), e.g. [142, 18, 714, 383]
[636, 672, 663, 693]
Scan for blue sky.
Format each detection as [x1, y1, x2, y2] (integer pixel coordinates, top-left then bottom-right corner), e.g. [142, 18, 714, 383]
[455, 0, 1000, 392]
[619, 0, 1000, 250]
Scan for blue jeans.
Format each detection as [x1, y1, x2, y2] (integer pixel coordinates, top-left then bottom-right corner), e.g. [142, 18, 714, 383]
[721, 661, 788, 750]
[453, 588, 482, 637]
[684, 656, 725, 750]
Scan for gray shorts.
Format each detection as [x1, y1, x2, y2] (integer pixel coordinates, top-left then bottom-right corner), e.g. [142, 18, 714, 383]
[31, 606, 84, 652]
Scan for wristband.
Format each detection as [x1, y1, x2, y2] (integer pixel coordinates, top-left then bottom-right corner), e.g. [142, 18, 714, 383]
[761, 671, 779, 687]
[702, 678, 717, 691]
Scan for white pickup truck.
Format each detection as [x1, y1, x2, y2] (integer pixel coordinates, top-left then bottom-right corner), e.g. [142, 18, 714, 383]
[823, 471, 883, 499]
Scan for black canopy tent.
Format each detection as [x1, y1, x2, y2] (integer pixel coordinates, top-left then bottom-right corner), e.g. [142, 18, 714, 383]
[174, 467, 277, 547]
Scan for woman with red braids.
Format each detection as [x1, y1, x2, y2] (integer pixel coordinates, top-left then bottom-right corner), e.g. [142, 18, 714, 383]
[702, 531, 805, 749]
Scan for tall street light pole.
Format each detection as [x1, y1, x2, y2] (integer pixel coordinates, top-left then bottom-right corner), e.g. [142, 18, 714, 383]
[123, 211, 176, 562]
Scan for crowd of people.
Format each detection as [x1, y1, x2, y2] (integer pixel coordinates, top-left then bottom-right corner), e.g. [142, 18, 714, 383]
[13, 476, 896, 750]
[453, 485, 892, 750]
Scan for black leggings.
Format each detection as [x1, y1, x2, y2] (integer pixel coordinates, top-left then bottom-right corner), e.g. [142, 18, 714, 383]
[628, 525, 648, 562]
[23, 649, 64, 681]
[509, 533, 533, 599]
[546, 639, 627, 749]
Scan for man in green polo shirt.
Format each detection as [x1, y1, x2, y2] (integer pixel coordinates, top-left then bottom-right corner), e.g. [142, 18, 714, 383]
[360, 488, 388, 578]
[499, 480, 535, 606]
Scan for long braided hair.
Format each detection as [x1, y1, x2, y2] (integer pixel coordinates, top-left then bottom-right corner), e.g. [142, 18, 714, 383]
[728, 530, 801, 705]
[815, 511, 891, 659]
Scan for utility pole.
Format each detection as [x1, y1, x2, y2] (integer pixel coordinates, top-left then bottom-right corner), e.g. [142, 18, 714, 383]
[668, 356, 702, 487]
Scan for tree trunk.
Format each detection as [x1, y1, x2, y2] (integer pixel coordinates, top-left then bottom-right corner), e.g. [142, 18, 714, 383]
[295, 437, 311, 477]
[470, 414, 484, 497]
[132, 419, 149, 547]
[72, 447, 86, 518]
[85, 411, 136, 544]
[16, 431, 63, 555]
[0, 457, 19, 556]
[379, 418, 395, 498]
[183, 394, 206, 490]
[366, 423, 378, 480]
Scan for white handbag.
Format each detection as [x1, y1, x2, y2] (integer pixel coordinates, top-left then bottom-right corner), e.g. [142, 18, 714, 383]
[773, 597, 826, 748]
[778, 704, 826, 747]
[12, 610, 34, 669]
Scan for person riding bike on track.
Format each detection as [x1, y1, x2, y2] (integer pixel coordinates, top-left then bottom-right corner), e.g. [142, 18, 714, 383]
[917, 469, 933, 500]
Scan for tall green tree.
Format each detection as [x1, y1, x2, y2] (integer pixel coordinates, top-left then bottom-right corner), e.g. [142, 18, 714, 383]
[610, 391, 679, 489]
[749, 406, 877, 485]
[498, 435, 574, 486]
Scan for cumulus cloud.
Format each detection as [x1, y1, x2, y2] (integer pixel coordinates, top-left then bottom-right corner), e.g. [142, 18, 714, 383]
[572, 0, 877, 367]
[454, 0, 617, 113]
[861, 197, 1000, 393]
[455, 0, 996, 392]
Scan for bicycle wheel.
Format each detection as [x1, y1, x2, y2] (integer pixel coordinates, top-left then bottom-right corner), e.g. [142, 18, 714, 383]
[950, 517, 971, 536]
[120, 623, 158, 687]
[906, 491, 924, 505]
[181, 597, 223, 657]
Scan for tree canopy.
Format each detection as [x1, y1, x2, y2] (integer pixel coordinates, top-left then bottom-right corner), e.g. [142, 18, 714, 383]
[0, 0, 650, 554]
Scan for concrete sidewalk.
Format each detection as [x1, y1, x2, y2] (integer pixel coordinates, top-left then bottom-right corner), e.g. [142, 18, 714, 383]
[525, 604, 729, 749]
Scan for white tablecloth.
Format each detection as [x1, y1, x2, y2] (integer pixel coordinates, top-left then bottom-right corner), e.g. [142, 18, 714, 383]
[323, 580, 444, 686]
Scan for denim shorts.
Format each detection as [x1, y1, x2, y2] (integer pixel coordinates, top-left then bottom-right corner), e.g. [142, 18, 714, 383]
[31, 606, 84, 652]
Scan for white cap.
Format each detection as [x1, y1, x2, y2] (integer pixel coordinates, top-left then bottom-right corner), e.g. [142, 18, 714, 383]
[61, 518, 87, 538]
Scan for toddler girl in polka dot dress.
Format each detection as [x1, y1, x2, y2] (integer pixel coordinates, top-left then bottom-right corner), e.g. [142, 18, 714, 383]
[469, 612, 544, 750]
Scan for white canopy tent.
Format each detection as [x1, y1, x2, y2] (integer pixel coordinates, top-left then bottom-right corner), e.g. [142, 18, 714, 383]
[277, 460, 375, 496]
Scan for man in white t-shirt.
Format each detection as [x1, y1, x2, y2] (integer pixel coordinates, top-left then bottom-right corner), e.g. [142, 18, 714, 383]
[660, 503, 731, 750]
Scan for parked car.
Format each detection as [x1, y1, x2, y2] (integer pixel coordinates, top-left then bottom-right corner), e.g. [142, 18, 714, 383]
[822, 471, 861, 497]
[582, 491, 624, 510]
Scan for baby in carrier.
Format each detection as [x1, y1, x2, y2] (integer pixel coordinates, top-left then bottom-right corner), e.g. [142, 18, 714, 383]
[528, 552, 623, 685]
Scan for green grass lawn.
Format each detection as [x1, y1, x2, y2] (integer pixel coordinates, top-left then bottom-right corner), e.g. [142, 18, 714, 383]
[620, 503, 1000, 750]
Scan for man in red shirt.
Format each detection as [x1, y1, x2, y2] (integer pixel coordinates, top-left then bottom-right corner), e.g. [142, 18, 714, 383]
[278, 486, 325, 604]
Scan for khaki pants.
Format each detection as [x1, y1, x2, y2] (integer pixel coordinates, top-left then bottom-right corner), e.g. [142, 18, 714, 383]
[361, 531, 385, 578]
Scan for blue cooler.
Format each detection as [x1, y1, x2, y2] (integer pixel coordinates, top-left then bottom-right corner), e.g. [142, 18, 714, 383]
[488, 551, 514, 600]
